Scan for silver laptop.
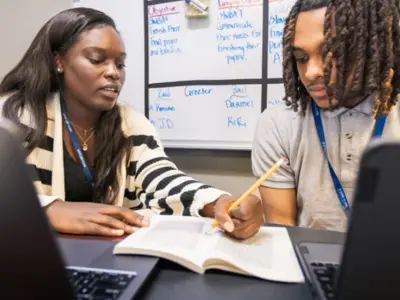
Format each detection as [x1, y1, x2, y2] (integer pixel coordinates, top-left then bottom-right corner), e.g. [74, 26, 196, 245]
[0, 122, 158, 300]
[296, 140, 400, 300]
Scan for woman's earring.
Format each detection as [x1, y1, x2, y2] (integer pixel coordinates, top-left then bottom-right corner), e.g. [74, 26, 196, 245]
[57, 68, 63, 74]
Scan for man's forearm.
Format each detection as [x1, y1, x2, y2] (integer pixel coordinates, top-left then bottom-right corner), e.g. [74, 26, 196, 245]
[265, 214, 296, 226]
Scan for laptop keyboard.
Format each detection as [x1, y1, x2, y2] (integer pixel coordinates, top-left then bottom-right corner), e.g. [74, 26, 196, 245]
[310, 262, 339, 300]
[66, 266, 136, 300]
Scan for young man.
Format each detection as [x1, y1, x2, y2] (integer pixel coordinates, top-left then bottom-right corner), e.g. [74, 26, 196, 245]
[252, 0, 400, 231]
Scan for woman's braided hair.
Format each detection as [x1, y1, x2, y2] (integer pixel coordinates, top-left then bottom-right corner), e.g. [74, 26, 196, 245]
[282, 0, 400, 118]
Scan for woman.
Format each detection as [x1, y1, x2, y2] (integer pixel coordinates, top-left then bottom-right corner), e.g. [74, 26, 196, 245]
[0, 8, 264, 239]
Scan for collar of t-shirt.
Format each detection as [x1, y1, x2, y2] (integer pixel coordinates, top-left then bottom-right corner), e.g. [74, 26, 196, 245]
[320, 93, 376, 119]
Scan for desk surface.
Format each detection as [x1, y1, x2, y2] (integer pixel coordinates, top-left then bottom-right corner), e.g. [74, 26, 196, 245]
[59, 226, 345, 300]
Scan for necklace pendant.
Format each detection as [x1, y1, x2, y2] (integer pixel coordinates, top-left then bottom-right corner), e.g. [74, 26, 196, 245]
[82, 143, 88, 151]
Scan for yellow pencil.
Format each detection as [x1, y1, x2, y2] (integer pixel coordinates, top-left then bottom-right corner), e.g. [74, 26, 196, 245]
[211, 156, 287, 229]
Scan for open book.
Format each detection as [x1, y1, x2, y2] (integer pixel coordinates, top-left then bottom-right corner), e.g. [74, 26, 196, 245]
[113, 216, 304, 283]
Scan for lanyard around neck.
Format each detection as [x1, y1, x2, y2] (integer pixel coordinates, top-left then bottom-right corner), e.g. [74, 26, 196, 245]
[60, 100, 95, 187]
[311, 101, 387, 216]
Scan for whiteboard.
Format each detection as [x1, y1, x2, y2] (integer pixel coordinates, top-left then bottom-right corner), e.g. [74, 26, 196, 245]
[70, 0, 295, 150]
[267, 0, 295, 78]
[149, 84, 262, 150]
[266, 83, 285, 108]
[147, 0, 264, 84]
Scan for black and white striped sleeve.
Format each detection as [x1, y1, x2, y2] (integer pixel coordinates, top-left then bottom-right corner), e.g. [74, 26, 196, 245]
[124, 115, 228, 216]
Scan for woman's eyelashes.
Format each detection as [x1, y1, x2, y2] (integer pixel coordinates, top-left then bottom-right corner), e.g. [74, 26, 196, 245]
[88, 57, 103, 65]
[88, 57, 126, 69]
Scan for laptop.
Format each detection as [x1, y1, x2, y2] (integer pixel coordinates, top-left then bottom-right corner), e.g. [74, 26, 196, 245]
[295, 140, 400, 300]
[0, 122, 158, 300]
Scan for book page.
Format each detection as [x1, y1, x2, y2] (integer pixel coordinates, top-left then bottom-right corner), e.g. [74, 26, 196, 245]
[207, 227, 305, 283]
[114, 216, 217, 270]
[213, 230, 274, 269]
[145, 217, 210, 252]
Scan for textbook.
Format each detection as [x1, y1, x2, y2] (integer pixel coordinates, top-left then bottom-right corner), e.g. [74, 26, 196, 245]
[113, 216, 304, 283]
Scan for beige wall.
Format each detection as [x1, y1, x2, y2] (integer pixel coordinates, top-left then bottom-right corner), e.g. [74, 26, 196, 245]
[168, 151, 259, 196]
[0, 0, 71, 80]
[0, 0, 258, 198]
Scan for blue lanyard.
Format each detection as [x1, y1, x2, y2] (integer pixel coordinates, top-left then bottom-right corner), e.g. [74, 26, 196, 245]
[311, 101, 387, 216]
[60, 100, 95, 187]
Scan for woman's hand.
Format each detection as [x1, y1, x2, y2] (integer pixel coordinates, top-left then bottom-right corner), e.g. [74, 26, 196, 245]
[46, 201, 149, 237]
[213, 195, 265, 240]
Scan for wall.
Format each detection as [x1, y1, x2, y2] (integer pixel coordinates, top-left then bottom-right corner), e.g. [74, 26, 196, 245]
[167, 151, 259, 196]
[0, 0, 258, 197]
[0, 0, 71, 80]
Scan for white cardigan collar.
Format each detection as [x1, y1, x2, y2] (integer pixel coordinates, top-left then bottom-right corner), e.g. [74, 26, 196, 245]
[46, 93, 127, 206]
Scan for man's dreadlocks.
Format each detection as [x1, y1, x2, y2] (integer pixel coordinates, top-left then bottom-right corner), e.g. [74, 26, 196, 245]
[282, 0, 400, 118]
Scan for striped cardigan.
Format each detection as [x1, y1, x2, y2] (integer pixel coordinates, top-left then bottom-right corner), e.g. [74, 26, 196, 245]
[0, 93, 227, 216]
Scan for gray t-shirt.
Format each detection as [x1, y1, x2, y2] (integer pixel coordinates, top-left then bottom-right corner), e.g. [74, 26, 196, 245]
[252, 94, 400, 232]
